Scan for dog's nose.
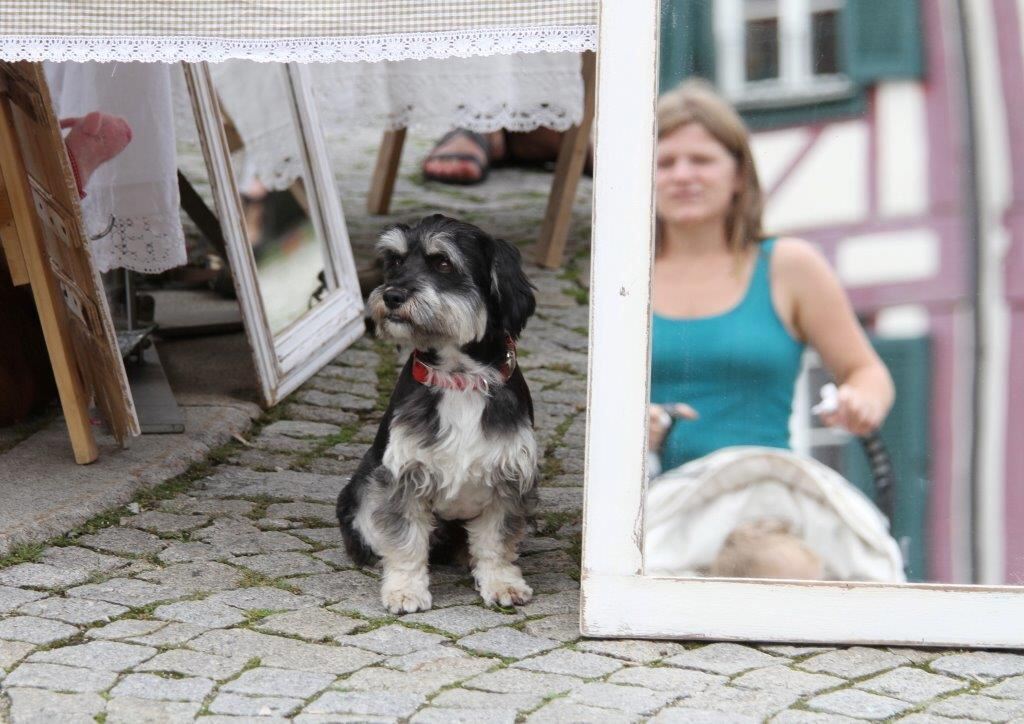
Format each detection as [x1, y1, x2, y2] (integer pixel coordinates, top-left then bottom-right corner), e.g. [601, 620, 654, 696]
[383, 288, 408, 309]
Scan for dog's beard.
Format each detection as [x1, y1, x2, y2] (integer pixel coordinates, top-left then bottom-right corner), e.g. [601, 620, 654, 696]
[368, 286, 487, 348]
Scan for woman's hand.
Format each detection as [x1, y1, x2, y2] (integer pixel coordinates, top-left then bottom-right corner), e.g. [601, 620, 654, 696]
[648, 403, 698, 451]
[818, 384, 885, 437]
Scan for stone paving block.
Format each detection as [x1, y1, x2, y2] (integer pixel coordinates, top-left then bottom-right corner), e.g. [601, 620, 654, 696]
[262, 420, 342, 438]
[987, 675, 1024, 699]
[75, 526, 165, 556]
[193, 518, 312, 554]
[110, 672, 214, 701]
[265, 501, 337, 524]
[931, 651, 1024, 682]
[431, 688, 544, 712]
[253, 436, 319, 454]
[0, 615, 77, 645]
[760, 645, 836, 657]
[224, 666, 336, 698]
[138, 561, 245, 593]
[807, 689, 914, 719]
[187, 628, 380, 674]
[343, 623, 447, 655]
[208, 692, 305, 717]
[105, 697, 201, 723]
[154, 599, 247, 628]
[891, 715, 968, 723]
[161, 497, 256, 517]
[663, 643, 784, 675]
[66, 578, 187, 607]
[196, 467, 343, 504]
[384, 644, 471, 671]
[514, 648, 623, 678]
[3, 662, 117, 692]
[770, 712, 862, 723]
[928, 693, 1024, 720]
[402, 604, 524, 636]
[128, 622, 209, 647]
[5, 687, 104, 724]
[158, 542, 227, 564]
[607, 666, 725, 694]
[311, 547, 354, 568]
[0, 585, 47, 613]
[196, 717, 291, 724]
[430, 585, 483, 609]
[122, 511, 209, 534]
[526, 699, 638, 723]
[565, 682, 679, 715]
[0, 639, 35, 670]
[857, 666, 966, 703]
[458, 626, 558, 658]
[286, 404, 360, 428]
[293, 528, 345, 546]
[341, 657, 495, 694]
[521, 613, 580, 642]
[28, 640, 156, 670]
[207, 585, 321, 611]
[86, 619, 166, 640]
[464, 667, 583, 696]
[575, 639, 686, 663]
[650, 708, 757, 723]
[233, 551, 332, 577]
[411, 708, 517, 724]
[136, 648, 252, 680]
[798, 646, 910, 678]
[303, 690, 425, 717]
[535, 487, 583, 513]
[889, 647, 944, 664]
[519, 590, 578, 616]
[17, 596, 127, 625]
[257, 607, 363, 641]
[527, 570, 580, 594]
[288, 570, 381, 603]
[519, 537, 569, 554]
[0, 563, 90, 589]
[732, 664, 844, 696]
[672, 684, 800, 719]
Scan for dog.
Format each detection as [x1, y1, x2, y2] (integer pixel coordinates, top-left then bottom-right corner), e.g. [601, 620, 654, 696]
[337, 214, 539, 614]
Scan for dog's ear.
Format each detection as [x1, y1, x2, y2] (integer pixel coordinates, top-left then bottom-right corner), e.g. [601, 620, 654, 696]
[490, 237, 536, 338]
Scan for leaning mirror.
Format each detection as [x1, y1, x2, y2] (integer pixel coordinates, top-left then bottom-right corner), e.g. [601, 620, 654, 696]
[183, 61, 363, 406]
[581, 0, 1024, 647]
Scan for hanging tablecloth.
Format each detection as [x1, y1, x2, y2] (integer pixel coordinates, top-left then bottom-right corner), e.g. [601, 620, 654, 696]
[3, 1, 597, 273]
[0, 1, 597, 63]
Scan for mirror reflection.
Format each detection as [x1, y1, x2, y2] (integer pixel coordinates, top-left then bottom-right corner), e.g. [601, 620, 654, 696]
[210, 61, 328, 335]
[646, 0, 1007, 585]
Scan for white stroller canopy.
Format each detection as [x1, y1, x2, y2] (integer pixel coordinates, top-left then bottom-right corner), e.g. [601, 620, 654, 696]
[644, 446, 907, 583]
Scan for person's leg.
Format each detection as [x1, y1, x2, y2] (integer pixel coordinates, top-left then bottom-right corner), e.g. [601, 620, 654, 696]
[422, 129, 505, 185]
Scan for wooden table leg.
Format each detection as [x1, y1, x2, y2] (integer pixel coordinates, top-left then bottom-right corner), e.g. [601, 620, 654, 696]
[535, 51, 597, 269]
[0, 100, 97, 464]
[367, 127, 407, 215]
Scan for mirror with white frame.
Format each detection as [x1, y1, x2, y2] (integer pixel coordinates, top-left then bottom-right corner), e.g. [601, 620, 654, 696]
[184, 61, 364, 407]
[581, 0, 1024, 648]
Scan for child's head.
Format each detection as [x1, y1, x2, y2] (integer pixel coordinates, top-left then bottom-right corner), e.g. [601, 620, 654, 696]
[709, 518, 824, 580]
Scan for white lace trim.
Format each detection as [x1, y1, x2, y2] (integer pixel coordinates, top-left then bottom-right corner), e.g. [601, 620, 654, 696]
[87, 209, 188, 275]
[0, 26, 596, 64]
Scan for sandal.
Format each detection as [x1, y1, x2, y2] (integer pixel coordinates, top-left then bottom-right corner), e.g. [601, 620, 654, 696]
[422, 129, 493, 186]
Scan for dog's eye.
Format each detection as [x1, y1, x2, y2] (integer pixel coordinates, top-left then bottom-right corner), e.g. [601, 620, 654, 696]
[431, 256, 454, 274]
[383, 253, 404, 270]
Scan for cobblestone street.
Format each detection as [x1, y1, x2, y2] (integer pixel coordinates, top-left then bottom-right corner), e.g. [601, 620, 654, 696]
[1, 127, 1023, 723]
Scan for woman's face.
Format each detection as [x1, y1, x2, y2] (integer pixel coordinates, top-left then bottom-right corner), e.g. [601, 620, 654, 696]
[655, 122, 741, 228]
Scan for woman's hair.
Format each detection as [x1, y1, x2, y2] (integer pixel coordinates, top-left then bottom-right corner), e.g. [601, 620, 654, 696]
[656, 79, 764, 256]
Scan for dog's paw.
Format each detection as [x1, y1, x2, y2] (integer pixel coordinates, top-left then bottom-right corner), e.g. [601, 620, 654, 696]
[382, 586, 432, 614]
[478, 576, 533, 607]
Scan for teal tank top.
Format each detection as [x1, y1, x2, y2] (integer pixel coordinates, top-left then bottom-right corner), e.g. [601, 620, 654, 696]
[651, 238, 805, 471]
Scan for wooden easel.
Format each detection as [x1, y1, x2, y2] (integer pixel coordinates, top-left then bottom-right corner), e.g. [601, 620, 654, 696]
[0, 61, 138, 463]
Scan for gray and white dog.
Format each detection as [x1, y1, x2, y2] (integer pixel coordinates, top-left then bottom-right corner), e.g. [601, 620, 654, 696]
[336, 214, 538, 614]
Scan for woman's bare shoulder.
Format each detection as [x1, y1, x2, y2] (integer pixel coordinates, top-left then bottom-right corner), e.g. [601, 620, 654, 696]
[770, 236, 837, 288]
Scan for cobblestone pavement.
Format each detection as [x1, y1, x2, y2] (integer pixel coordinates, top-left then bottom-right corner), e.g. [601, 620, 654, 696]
[2, 128, 1023, 723]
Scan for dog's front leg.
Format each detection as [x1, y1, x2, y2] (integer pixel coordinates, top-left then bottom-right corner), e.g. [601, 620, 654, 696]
[465, 500, 533, 607]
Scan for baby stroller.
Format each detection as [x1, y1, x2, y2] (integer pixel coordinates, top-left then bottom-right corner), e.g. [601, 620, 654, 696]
[644, 435, 906, 583]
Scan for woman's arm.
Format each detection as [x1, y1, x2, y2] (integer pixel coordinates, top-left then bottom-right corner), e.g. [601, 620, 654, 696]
[773, 238, 895, 436]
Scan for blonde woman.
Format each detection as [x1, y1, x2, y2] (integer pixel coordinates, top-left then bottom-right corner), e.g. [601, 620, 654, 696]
[649, 80, 894, 473]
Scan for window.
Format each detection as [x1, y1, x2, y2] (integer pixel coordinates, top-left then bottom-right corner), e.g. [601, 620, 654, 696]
[716, 0, 853, 108]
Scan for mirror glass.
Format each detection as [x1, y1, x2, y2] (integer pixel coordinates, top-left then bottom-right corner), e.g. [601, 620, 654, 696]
[645, 0, 1011, 586]
[209, 61, 328, 335]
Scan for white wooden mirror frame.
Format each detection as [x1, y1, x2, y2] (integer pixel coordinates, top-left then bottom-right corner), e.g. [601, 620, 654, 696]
[183, 62, 364, 407]
[579, 0, 1024, 649]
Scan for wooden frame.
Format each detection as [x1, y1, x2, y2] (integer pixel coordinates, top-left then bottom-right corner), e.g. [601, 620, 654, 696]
[184, 62, 364, 407]
[579, 0, 1024, 649]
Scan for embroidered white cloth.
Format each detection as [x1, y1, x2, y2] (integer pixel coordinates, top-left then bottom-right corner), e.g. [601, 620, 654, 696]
[0, 1, 597, 63]
[45, 62, 186, 274]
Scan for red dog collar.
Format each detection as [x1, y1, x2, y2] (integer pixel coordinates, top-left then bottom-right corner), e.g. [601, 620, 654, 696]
[412, 335, 517, 392]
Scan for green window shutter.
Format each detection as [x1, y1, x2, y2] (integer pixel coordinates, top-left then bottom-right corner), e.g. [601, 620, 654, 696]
[841, 0, 924, 82]
[659, 0, 716, 92]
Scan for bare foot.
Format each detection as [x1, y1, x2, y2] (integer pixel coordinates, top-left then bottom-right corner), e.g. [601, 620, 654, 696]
[61, 112, 132, 191]
[422, 130, 504, 184]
